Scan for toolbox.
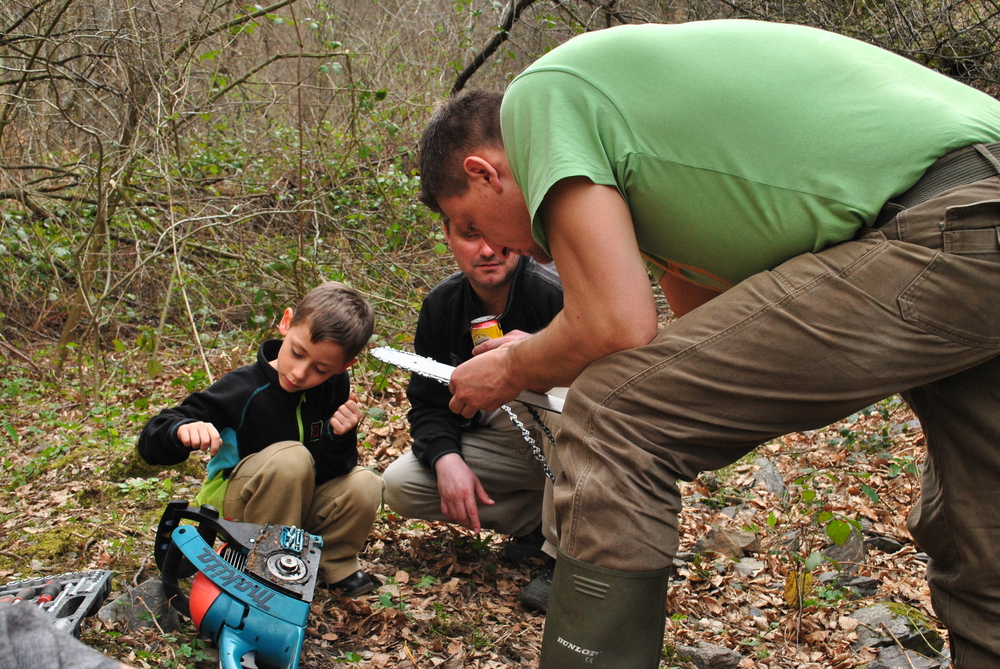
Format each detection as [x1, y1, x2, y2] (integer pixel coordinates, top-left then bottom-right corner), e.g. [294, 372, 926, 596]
[0, 569, 113, 637]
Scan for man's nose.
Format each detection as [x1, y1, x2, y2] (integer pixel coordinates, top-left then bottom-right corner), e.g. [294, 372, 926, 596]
[483, 240, 510, 259]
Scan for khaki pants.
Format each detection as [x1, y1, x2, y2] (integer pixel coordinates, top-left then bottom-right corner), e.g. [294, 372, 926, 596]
[556, 177, 1000, 667]
[223, 441, 385, 584]
[384, 403, 561, 557]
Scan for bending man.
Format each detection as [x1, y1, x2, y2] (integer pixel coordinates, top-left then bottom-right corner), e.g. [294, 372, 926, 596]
[418, 20, 1000, 669]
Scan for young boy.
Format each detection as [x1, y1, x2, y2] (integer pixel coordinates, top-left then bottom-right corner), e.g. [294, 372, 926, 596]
[138, 282, 384, 596]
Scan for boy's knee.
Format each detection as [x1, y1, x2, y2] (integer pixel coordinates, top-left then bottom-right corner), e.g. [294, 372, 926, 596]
[251, 441, 315, 483]
[348, 467, 385, 512]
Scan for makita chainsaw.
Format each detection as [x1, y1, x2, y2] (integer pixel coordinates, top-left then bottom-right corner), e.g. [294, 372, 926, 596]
[154, 501, 322, 669]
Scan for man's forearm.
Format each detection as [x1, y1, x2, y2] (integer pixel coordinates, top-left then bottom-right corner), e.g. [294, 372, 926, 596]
[504, 298, 658, 391]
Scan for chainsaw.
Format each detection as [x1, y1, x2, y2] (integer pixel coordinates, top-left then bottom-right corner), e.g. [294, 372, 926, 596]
[154, 501, 322, 669]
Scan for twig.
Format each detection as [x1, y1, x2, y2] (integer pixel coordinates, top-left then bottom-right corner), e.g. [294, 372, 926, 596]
[132, 553, 150, 587]
[135, 592, 166, 635]
[0, 550, 26, 562]
[403, 642, 420, 668]
[0, 338, 43, 375]
[880, 622, 919, 669]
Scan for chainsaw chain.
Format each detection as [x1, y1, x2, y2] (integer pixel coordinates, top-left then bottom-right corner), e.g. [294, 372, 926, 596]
[502, 404, 556, 482]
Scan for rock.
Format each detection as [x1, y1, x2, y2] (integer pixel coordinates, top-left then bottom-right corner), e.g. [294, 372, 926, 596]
[98, 579, 180, 632]
[816, 572, 880, 597]
[865, 535, 906, 554]
[821, 526, 866, 570]
[869, 645, 948, 669]
[753, 457, 787, 496]
[843, 575, 880, 597]
[734, 558, 765, 577]
[675, 641, 742, 669]
[693, 528, 759, 559]
[699, 472, 723, 492]
[720, 505, 744, 519]
[850, 603, 944, 656]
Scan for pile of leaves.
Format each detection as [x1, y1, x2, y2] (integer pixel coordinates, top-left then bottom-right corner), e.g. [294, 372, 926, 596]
[0, 344, 943, 668]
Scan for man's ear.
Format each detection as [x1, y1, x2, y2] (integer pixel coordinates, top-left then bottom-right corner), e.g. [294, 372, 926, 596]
[463, 156, 503, 194]
[337, 357, 358, 374]
[278, 307, 294, 335]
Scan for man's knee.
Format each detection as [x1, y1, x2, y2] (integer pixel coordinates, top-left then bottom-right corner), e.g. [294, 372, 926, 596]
[382, 454, 433, 518]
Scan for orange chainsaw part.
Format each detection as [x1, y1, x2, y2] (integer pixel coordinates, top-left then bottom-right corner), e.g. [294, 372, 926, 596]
[188, 545, 225, 629]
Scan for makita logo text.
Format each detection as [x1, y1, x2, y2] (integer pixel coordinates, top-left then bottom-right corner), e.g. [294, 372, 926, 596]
[557, 637, 600, 659]
[196, 547, 274, 610]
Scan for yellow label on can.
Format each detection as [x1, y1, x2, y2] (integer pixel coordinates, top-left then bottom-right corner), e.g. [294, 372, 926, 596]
[470, 316, 503, 346]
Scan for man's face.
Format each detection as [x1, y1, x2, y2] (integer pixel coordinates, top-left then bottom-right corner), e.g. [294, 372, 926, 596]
[444, 222, 519, 293]
[271, 311, 352, 393]
[438, 187, 551, 264]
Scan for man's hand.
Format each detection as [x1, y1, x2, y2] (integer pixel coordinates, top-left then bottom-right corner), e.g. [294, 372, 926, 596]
[177, 421, 222, 455]
[434, 452, 494, 532]
[449, 346, 521, 418]
[471, 328, 532, 356]
[331, 392, 362, 435]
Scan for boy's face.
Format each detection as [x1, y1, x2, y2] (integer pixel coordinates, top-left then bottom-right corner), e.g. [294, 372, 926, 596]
[271, 308, 356, 392]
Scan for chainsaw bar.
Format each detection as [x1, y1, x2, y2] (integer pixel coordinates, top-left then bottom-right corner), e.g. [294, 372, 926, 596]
[370, 347, 564, 414]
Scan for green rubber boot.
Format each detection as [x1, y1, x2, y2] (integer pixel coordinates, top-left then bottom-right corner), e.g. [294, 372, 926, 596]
[539, 549, 670, 668]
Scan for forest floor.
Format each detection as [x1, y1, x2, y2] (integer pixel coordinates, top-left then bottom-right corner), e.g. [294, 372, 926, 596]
[0, 340, 940, 668]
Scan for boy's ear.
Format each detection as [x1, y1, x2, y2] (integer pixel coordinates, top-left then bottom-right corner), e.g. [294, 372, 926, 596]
[337, 357, 358, 374]
[278, 307, 294, 335]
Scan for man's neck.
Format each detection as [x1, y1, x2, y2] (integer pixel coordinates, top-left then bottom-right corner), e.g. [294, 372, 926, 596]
[473, 283, 512, 318]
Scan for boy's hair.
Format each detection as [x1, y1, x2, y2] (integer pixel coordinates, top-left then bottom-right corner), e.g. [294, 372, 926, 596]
[418, 89, 504, 214]
[290, 282, 374, 361]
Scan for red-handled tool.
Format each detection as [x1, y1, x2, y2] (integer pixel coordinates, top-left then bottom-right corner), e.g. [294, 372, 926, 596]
[35, 580, 62, 605]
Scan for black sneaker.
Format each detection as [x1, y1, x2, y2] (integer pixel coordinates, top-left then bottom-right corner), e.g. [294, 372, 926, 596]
[502, 524, 547, 562]
[518, 558, 555, 612]
[323, 570, 379, 597]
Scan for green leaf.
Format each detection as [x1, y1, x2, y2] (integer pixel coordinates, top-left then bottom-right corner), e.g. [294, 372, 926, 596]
[112, 338, 125, 353]
[801, 488, 816, 504]
[147, 358, 164, 377]
[804, 551, 824, 571]
[825, 519, 852, 546]
[766, 511, 778, 528]
[434, 242, 448, 255]
[200, 49, 221, 61]
[861, 484, 879, 503]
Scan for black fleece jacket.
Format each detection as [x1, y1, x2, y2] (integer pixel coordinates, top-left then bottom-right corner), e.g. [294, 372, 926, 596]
[137, 339, 358, 484]
[407, 256, 563, 468]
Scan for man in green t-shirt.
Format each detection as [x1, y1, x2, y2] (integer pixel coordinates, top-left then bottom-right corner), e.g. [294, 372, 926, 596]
[418, 20, 1000, 669]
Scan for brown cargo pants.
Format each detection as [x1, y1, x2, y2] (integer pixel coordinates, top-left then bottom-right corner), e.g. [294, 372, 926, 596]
[556, 176, 1000, 667]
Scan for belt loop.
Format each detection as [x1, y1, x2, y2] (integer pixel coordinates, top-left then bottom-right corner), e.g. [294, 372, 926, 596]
[973, 143, 1000, 175]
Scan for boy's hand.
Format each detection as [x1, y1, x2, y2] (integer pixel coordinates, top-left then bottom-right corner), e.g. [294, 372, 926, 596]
[177, 421, 222, 455]
[331, 392, 362, 435]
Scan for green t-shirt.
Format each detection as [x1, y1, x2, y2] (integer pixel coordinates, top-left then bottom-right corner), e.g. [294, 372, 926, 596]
[501, 20, 1000, 290]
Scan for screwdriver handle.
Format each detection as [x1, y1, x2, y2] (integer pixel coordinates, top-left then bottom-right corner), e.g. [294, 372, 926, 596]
[36, 580, 62, 604]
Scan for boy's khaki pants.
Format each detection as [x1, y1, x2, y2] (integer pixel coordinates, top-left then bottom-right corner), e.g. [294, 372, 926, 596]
[223, 441, 384, 584]
[555, 177, 1000, 668]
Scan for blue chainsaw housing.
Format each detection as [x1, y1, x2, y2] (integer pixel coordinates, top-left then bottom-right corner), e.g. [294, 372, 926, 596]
[155, 501, 322, 669]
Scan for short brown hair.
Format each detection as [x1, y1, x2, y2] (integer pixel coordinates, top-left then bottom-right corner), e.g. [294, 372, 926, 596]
[419, 89, 504, 214]
[291, 282, 374, 361]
